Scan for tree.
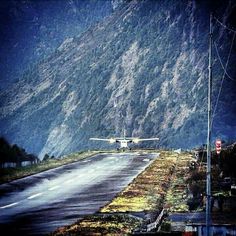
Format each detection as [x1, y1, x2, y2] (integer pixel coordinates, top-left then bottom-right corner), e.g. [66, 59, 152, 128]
[43, 154, 50, 162]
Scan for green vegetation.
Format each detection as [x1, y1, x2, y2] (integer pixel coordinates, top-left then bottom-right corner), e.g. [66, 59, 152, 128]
[164, 154, 193, 213]
[178, 142, 236, 215]
[51, 214, 141, 236]
[0, 137, 38, 168]
[217, 144, 236, 178]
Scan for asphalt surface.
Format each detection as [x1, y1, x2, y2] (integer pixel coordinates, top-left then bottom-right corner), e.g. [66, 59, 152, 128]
[0, 152, 159, 235]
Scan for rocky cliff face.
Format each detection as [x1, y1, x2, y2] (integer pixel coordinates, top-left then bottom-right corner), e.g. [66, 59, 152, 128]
[0, 0, 235, 158]
[0, 0, 113, 88]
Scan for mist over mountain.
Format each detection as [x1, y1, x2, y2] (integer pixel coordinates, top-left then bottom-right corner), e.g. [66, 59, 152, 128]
[0, 0, 235, 159]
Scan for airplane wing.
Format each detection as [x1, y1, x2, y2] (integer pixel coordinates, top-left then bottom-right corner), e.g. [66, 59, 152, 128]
[137, 138, 159, 141]
[89, 138, 117, 143]
[90, 137, 159, 144]
[130, 138, 159, 143]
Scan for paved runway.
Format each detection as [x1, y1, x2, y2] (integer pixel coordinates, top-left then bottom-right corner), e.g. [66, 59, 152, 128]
[0, 152, 158, 235]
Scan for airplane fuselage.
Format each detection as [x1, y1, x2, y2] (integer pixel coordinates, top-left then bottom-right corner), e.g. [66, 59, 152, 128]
[118, 140, 130, 148]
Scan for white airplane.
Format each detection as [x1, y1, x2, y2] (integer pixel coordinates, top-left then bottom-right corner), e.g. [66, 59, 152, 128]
[90, 130, 159, 150]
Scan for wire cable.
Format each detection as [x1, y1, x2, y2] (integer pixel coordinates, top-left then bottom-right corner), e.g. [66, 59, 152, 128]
[214, 16, 236, 34]
[213, 33, 236, 82]
[211, 32, 236, 129]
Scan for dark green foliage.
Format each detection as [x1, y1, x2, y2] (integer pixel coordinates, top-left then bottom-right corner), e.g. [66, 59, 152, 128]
[43, 154, 50, 162]
[0, 137, 13, 162]
[0, 137, 38, 167]
[217, 144, 236, 178]
[160, 220, 171, 232]
[187, 197, 203, 211]
[42, 153, 56, 162]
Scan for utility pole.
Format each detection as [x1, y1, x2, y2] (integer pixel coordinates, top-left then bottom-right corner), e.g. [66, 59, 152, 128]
[206, 13, 213, 236]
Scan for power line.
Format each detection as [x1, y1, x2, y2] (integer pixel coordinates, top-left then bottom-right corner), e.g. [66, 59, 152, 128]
[211, 32, 236, 128]
[214, 16, 236, 34]
[213, 34, 236, 82]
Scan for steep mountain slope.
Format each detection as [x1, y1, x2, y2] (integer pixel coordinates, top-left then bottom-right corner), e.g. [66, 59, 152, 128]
[0, 0, 235, 158]
[0, 0, 113, 89]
